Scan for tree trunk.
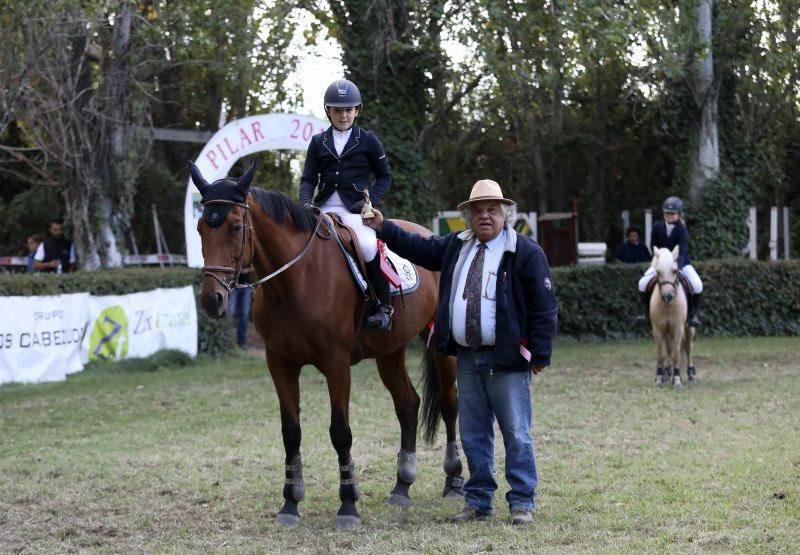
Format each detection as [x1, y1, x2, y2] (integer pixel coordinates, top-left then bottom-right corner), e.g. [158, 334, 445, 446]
[688, 0, 720, 204]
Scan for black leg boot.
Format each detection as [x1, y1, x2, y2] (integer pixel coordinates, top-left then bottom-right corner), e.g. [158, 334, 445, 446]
[688, 293, 702, 327]
[636, 291, 651, 324]
[365, 258, 393, 331]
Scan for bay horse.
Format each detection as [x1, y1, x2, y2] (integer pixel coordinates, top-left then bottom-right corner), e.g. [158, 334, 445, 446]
[189, 161, 464, 529]
[648, 246, 696, 387]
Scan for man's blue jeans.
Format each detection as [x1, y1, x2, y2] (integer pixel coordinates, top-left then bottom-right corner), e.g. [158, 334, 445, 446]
[456, 347, 537, 514]
[228, 287, 253, 346]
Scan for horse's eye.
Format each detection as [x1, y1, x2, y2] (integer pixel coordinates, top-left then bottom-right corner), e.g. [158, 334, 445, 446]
[232, 223, 243, 232]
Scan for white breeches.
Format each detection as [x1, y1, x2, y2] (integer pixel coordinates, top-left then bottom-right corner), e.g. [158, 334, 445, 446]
[320, 192, 378, 261]
[638, 264, 703, 293]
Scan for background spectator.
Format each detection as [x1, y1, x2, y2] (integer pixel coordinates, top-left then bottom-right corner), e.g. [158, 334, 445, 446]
[616, 227, 651, 264]
[26, 234, 44, 272]
[33, 219, 77, 273]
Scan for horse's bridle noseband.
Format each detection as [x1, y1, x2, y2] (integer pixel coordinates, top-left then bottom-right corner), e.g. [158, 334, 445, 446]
[200, 198, 325, 293]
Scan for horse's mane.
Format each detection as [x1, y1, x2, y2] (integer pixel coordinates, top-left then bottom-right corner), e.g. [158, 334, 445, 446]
[249, 188, 317, 232]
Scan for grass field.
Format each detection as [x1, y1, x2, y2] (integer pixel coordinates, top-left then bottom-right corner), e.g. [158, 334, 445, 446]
[1, 336, 798, 553]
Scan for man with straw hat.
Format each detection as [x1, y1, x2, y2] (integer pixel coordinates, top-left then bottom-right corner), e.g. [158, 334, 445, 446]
[363, 179, 558, 525]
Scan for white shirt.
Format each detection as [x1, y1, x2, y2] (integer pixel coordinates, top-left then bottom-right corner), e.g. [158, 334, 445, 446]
[665, 222, 675, 236]
[451, 229, 506, 347]
[332, 128, 352, 156]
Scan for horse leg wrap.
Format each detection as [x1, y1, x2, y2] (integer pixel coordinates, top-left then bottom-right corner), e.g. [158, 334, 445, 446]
[396, 450, 417, 484]
[443, 441, 463, 477]
[283, 455, 305, 503]
[339, 460, 360, 502]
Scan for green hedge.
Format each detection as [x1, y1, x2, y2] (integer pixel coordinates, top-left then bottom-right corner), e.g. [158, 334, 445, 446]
[553, 259, 800, 339]
[0, 268, 232, 356]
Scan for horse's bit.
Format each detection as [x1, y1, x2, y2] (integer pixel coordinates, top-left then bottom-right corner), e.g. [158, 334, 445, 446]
[200, 198, 325, 292]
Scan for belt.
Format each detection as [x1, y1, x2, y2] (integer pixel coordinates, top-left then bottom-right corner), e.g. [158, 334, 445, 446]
[459, 345, 494, 352]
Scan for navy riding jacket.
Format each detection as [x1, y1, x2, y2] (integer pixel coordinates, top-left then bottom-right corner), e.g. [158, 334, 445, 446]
[299, 125, 392, 210]
[377, 221, 558, 370]
[650, 220, 690, 267]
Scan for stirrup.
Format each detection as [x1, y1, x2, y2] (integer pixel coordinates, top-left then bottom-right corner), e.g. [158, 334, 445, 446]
[366, 305, 393, 331]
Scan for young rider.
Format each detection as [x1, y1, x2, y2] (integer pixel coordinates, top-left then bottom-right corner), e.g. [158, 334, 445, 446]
[299, 79, 394, 331]
[637, 196, 704, 327]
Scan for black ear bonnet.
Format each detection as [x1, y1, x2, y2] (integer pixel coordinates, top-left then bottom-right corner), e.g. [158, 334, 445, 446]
[189, 160, 256, 228]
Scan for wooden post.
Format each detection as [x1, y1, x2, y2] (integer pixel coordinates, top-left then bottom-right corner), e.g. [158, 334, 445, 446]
[747, 206, 757, 260]
[783, 206, 790, 260]
[644, 209, 653, 250]
[769, 206, 778, 261]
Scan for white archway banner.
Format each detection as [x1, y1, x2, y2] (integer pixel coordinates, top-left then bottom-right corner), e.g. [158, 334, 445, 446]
[184, 113, 328, 268]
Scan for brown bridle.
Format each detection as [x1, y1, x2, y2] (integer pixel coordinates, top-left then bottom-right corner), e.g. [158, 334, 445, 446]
[200, 198, 326, 292]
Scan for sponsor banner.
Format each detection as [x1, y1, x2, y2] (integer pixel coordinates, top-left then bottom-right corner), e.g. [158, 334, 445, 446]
[82, 286, 198, 363]
[0, 293, 90, 385]
[184, 112, 328, 267]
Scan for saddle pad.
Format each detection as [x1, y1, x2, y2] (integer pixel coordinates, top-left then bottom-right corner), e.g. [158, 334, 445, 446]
[385, 249, 419, 296]
[342, 250, 419, 297]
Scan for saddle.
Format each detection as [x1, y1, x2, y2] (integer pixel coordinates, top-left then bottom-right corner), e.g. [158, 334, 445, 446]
[320, 213, 411, 302]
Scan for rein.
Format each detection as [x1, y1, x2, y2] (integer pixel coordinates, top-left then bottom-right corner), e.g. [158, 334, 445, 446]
[200, 198, 324, 291]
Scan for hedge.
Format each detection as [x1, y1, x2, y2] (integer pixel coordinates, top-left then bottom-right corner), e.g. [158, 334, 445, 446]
[552, 259, 800, 339]
[0, 268, 232, 356]
[2, 259, 797, 350]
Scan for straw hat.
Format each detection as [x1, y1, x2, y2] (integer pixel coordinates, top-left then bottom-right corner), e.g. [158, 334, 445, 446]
[457, 179, 516, 210]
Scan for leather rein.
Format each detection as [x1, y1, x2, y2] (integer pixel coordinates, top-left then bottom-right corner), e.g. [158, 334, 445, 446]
[200, 199, 325, 292]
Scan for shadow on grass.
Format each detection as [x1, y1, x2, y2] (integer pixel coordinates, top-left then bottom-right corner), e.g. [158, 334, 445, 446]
[83, 349, 194, 373]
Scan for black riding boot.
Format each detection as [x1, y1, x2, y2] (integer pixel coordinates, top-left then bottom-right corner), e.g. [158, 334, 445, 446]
[636, 291, 650, 324]
[688, 293, 702, 328]
[365, 257, 393, 331]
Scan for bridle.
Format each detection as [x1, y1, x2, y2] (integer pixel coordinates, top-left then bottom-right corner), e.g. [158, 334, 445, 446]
[200, 198, 325, 292]
[657, 270, 682, 295]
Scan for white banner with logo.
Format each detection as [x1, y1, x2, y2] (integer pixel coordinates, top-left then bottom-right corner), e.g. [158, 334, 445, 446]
[81, 286, 198, 363]
[0, 293, 90, 385]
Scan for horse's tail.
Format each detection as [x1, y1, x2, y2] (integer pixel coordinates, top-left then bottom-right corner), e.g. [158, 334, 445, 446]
[420, 344, 441, 444]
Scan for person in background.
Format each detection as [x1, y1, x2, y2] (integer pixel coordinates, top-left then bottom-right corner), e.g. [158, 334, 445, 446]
[616, 226, 651, 263]
[33, 219, 77, 273]
[363, 179, 558, 526]
[228, 273, 254, 348]
[26, 234, 45, 273]
[637, 196, 704, 326]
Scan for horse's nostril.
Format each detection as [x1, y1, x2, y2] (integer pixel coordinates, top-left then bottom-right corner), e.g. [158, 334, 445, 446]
[216, 292, 225, 309]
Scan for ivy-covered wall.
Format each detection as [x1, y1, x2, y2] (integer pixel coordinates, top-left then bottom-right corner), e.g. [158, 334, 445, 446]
[0, 268, 232, 356]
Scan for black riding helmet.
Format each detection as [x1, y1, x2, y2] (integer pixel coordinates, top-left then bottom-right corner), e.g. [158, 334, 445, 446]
[662, 196, 684, 214]
[324, 79, 362, 110]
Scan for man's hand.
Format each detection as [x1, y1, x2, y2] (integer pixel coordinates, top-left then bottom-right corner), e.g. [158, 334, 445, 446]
[362, 207, 384, 231]
[530, 365, 546, 375]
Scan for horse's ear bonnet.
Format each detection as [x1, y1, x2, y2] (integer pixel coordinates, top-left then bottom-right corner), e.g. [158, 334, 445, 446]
[189, 160, 257, 228]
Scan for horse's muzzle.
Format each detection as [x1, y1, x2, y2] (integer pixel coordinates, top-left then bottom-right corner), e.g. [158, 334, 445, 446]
[661, 292, 675, 304]
[200, 281, 229, 318]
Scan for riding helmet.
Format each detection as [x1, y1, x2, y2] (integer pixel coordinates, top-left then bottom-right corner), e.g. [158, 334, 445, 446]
[324, 79, 362, 109]
[662, 196, 684, 213]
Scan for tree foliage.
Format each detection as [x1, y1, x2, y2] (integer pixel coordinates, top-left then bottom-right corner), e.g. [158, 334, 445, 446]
[1, 0, 798, 262]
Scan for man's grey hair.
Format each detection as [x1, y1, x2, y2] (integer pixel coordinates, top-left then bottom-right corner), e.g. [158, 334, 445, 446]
[461, 202, 517, 229]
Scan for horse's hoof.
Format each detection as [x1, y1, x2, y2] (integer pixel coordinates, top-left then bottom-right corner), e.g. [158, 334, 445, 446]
[386, 493, 411, 507]
[672, 377, 683, 388]
[335, 515, 362, 530]
[275, 513, 301, 527]
[655, 376, 664, 387]
[443, 487, 465, 499]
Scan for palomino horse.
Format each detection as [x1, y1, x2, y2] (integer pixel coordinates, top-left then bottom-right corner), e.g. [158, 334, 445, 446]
[649, 246, 696, 387]
[189, 162, 463, 529]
